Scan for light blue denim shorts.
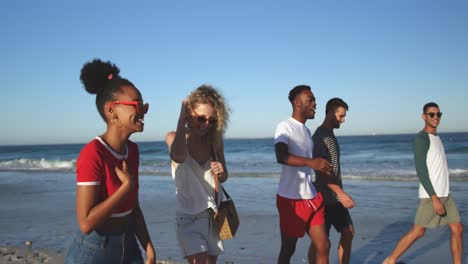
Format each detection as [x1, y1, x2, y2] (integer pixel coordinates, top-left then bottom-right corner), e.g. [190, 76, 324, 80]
[65, 222, 143, 264]
[176, 209, 224, 257]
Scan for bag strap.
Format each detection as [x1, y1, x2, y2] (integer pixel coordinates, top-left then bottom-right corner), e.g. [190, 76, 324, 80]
[211, 144, 231, 201]
[210, 143, 220, 197]
[221, 186, 231, 199]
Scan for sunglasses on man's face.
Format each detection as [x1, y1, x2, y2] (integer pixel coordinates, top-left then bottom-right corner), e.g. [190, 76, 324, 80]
[108, 101, 149, 114]
[425, 112, 442, 118]
[193, 114, 218, 125]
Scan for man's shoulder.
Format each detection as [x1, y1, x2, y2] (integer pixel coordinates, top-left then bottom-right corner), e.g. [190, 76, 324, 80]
[313, 126, 334, 139]
[275, 119, 293, 143]
[275, 119, 291, 133]
[277, 118, 304, 131]
[415, 130, 427, 137]
[414, 130, 430, 143]
[276, 118, 290, 126]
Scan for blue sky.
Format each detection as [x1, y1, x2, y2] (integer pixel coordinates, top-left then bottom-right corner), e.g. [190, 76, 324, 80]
[2, 0, 467, 146]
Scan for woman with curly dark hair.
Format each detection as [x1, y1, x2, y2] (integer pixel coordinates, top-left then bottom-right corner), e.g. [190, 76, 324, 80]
[166, 85, 230, 264]
[65, 59, 156, 264]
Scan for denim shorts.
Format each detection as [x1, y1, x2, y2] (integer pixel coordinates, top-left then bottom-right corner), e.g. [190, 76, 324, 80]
[65, 222, 143, 264]
[176, 209, 224, 257]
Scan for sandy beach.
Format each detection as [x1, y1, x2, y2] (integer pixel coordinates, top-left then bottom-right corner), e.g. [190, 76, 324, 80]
[0, 246, 64, 264]
[1, 171, 467, 263]
[0, 246, 183, 264]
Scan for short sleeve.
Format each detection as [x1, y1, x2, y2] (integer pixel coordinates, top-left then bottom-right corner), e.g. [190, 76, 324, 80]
[76, 143, 102, 186]
[274, 121, 290, 145]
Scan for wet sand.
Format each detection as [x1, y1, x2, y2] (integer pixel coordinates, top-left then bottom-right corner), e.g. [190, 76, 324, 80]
[0, 171, 467, 263]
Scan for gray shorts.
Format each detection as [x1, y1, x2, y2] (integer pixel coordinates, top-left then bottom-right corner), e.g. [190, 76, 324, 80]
[414, 193, 461, 228]
[176, 209, 224, 258]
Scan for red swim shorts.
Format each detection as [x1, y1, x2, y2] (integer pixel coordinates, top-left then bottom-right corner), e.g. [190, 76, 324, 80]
[276, 192, 325, 238]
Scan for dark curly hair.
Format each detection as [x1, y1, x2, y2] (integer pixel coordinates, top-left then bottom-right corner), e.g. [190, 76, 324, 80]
[288, 85, 311, 104]
[80, 59, 136, 121]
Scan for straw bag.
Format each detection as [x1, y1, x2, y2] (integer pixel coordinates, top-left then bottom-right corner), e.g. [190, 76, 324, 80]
[210, 143, 239, 240]
[216, 187, 239, 240]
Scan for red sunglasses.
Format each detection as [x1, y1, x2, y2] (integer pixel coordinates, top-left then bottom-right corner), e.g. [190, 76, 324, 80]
[108, 101, 149, 114]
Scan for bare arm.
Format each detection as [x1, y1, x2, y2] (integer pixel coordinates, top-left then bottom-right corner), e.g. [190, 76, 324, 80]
[134, 200, 156, 264]
[211, 138, 229, 183]
[327, 183, 355, 208]
[275, 142, 331, 174]
[76, 160, 133, 235]
[168, 100, 189, 163]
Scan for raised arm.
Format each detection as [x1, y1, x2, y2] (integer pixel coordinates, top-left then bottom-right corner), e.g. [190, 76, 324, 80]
[167, 100, 189, 163]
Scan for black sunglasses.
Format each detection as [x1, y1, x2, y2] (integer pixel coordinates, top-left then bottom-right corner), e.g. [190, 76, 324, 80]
[425, 112, 442, 118]
[193, 114, 218, 125]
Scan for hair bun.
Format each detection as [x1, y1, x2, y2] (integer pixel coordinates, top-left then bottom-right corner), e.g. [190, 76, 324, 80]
[80, 59, 120, 94]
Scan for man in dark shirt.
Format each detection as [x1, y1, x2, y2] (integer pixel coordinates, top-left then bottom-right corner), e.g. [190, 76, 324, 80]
[312, 98, 355, 264]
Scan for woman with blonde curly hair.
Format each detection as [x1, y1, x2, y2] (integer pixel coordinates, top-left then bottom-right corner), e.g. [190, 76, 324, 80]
[166, 85, 230, 264]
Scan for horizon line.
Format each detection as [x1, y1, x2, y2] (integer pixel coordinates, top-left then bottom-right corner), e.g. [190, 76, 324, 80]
[1, 131, 467, 147]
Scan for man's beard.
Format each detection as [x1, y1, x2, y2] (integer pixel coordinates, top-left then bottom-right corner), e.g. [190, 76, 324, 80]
[333, 117, 340, 128]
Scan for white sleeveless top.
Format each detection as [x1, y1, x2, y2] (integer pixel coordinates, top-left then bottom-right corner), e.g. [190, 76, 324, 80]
[172, 153, 222, 215]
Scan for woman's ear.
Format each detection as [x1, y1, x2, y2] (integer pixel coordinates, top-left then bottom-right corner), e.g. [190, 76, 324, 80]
[105, 103, 114, 115]
[105, 104, 118, 123]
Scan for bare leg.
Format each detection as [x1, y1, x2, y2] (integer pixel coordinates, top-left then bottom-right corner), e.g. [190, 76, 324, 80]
[186, 251, 216, 264]
[208, 255, 218, 264]
[309, 241, 316, 264]
[278, 232, 298, 264]
[383, 225, 425, 264]
[338, 225, 354, 264]
[307, 224, 330, 264]
[448, 222, 463, 264]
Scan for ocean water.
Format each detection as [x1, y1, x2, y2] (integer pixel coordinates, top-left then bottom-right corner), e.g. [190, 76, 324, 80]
[1, 133, 468, 262]
[1, 132, 467, 181]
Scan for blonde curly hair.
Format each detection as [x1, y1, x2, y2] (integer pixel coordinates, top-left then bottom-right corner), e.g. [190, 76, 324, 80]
[187, 85, 230, 136]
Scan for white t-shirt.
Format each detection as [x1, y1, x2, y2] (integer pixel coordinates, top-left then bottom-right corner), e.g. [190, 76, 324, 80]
[274, 117, 317, 199]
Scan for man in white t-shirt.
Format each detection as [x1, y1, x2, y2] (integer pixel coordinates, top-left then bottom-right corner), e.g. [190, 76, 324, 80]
[275, 85, 332, 264]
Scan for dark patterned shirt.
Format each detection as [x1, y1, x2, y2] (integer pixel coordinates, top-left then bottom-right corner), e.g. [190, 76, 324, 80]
[312, 126, 342, 205]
